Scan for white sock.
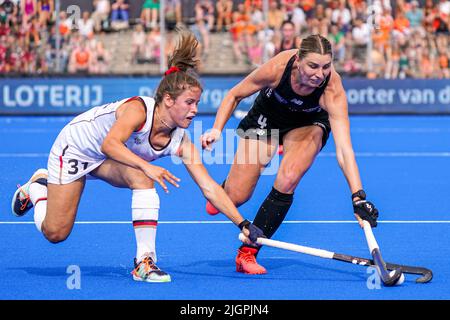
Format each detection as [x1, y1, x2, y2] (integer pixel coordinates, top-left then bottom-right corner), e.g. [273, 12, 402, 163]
[29, 182, 47, 232]
[132, 189, 159, 263]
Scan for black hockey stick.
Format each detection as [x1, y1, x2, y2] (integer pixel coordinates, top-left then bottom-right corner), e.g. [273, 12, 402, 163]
[362, 221, 403, 286]
[238, 233, 433, 283]
[332, 252, 433, 283]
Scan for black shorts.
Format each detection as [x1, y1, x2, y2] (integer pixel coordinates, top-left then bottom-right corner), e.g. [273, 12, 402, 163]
[237, 104, 331, 149]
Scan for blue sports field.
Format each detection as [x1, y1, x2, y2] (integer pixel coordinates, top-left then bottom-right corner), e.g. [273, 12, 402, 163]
[0, 115, 449, 300]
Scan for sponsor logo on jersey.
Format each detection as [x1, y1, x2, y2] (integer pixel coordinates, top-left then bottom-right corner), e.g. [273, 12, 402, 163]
[287, 105, 322, 113]
[290, 98, 304, 106]
[134, 137, 143, 145]
[303, 106, 322, 112]
[274, 91, 288, 104]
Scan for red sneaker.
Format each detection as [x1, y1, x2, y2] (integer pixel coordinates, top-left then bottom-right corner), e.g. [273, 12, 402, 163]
[206, 200, 220, 215]
[235, 247, 267, 274]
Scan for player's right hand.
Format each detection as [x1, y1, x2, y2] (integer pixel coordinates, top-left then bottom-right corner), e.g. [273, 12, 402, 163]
[239, 219, 265, 243]
[200, 128, 221, 151]
[143, 164, 180, 193]
[353, 200, 379, 228]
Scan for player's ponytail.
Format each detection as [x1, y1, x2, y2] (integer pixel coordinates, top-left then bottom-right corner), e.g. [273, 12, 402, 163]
[298, 34, 333, 60]
[155, 28, 203, 105]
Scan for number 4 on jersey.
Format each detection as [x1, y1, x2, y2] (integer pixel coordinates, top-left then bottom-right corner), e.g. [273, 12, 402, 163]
[257, 115, 267, 129]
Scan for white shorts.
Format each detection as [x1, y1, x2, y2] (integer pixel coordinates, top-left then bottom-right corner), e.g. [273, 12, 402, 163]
[47, 126, 105, 185]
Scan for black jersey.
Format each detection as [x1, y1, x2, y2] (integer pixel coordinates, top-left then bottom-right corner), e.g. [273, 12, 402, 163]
[253, 54, 331, 125]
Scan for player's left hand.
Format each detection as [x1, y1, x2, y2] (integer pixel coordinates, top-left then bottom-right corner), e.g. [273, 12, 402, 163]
[200, 128, 221, 151]
[353, 200, 379, 228]
[238, 219, 265, 244]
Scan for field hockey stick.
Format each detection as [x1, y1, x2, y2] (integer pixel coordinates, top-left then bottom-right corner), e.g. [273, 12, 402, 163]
[238, 233, 432, 283]
[361, 220, 403, 286]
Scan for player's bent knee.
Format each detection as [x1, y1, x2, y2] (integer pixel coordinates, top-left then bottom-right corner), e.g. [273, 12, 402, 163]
[43, 229, 70, 244]
[276, 168, 305, 193]
[126, 171, 153, 190]
[42, 224, 71, 244]
[227, 188, 252, 207]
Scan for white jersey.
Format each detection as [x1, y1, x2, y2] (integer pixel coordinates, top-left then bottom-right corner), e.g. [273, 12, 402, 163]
[47, 96, 185, 184]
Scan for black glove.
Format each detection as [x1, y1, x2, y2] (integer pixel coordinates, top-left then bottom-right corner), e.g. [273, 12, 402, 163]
[238, 219, 265, 243]
[353, 199, 379, 228]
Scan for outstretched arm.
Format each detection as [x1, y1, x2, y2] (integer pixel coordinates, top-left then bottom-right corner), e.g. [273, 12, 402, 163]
[201, 50, 296, 150]
[321, 70, 379, 228]
[179, 134, 264, 242]
[321, 70, 362, 193]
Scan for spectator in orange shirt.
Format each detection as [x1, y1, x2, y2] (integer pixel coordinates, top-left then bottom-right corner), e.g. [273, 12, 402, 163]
[393, 9, 411, 41]
[438, 50, 450, 78]
[376, 7, 394, 41]
[69, 41, 91, 74]
[419, 49, 434, 78]
[301, 0, 316, 20]
[245, 0, 263, 11]
[230, 3, 252, 63]
[58, 11, 71, 38]
[424, 0, 437, 32]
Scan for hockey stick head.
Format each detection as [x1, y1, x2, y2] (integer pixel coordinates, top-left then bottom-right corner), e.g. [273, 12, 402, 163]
[415, 268, 433, 283]
[383, 268, 403, 286]
[385, 262, 433, 284]
[371, 248, 404, 286]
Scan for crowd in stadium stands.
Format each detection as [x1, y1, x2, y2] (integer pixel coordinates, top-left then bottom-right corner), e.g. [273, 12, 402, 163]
[0, 0, 449, 78]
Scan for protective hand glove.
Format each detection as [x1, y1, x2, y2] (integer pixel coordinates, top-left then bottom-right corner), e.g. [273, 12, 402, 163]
[238, 219, 266, 243]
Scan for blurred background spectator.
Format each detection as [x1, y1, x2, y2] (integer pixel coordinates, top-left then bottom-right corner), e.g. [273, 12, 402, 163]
[194, 0, 214, 57]
[38, 0, 54, 27]
[141, 0, 159, 29]
[0, 0, 448, 78]
[275, 20, 301, 54]
[216, 0, 233, 32]
[91, 0, 110, 33]
[165, 0, 182, 30]
[111, 0, 129, 30]
[77, 11, 94, 38]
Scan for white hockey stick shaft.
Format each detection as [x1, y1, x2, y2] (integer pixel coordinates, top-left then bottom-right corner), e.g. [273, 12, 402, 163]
[362, 220, 380, 252]
[238, 233, 334, 259]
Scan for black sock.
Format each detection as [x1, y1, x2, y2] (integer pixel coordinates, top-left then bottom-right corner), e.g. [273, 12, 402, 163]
[240, 187, 294, 253]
